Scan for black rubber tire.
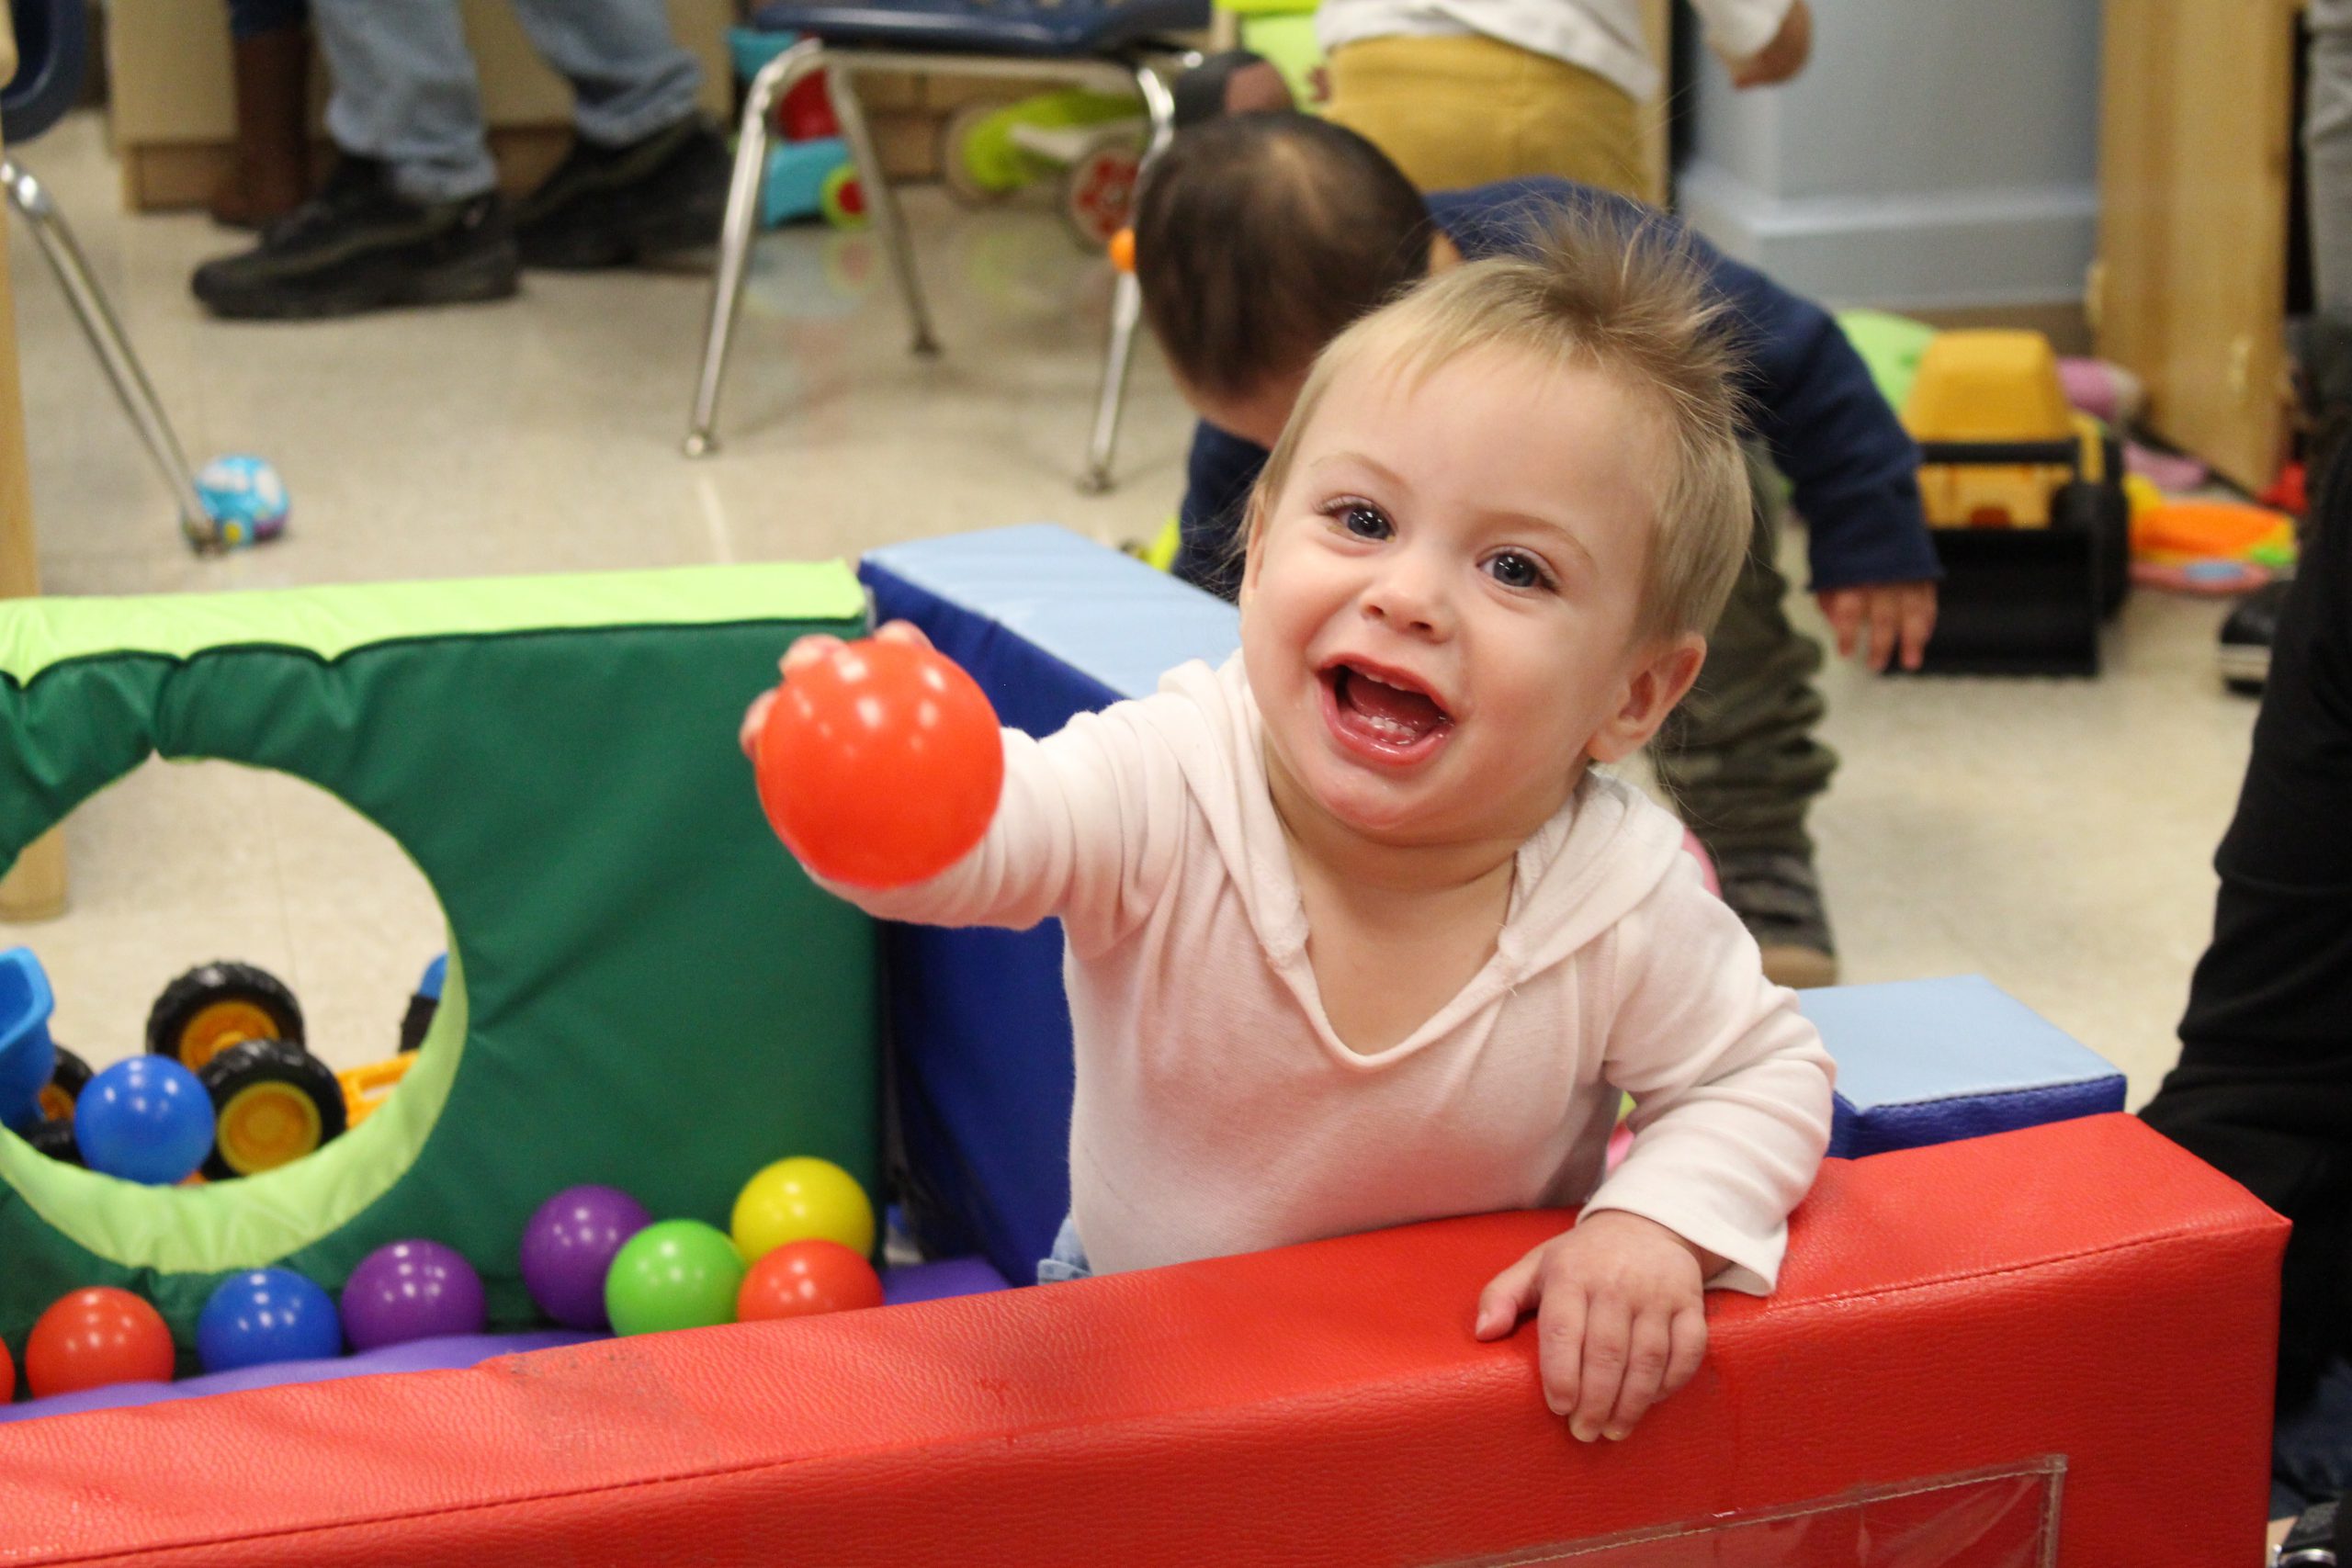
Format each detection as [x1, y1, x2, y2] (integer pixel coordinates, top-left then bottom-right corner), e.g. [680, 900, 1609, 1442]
[2052, 477, 2132, 620]
[197, 1037, 347, 1180]
[145, 962, 305, 1068]
[26, 1116, 81, 1167]
[37, 1045, 91, 1123]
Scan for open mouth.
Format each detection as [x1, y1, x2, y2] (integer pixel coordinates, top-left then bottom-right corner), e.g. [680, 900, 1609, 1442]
[1320, 661, 1455, 762]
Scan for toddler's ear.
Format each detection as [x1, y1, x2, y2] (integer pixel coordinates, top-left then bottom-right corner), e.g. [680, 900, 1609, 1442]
[1588, 635, 1705, 765]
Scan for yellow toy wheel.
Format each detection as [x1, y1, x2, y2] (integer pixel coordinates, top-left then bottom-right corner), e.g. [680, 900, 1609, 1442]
[146, 963, 304, 1071]
[36, 1045, 91, 1123]
[197, 1038, 347, 1179]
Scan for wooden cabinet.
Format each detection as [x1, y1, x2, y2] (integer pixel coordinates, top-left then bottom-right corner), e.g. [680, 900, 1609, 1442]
[2095, 0, 2301, 491]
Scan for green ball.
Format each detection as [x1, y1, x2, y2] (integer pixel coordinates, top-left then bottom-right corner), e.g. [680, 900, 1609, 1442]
[604, 1219, 746, 1337]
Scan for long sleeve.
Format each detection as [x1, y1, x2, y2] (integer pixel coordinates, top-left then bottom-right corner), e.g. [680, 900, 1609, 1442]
[815, 699, 1190, 959]
[1579, 858, 1836, 1292]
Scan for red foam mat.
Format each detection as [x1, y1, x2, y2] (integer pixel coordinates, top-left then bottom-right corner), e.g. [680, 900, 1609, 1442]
[0, 1114, 2285, 1565]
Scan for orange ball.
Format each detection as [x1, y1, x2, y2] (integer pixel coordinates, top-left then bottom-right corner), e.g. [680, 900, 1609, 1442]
[754, 637, 1003, 889]
[26, 1287, 175, 1399]
[736, 1239, 885, 1322]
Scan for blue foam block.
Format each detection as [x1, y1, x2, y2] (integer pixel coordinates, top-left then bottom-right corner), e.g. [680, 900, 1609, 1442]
[1800, 975, 2127, 1157]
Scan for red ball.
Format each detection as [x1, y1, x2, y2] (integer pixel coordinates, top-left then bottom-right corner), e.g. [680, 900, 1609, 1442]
[26, 1287, 175, 1399]
[736, 1239, 885, 1321]
[755, 637, 1003, 889]
[0, 1334, 13, 1402]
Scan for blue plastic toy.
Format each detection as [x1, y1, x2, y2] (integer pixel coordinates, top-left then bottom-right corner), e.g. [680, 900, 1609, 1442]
[75, 1057, 214, 1185]
[196, 1269, 344, 1373]
[0, 948, 59, 1136]
[194, 456, 290, 549]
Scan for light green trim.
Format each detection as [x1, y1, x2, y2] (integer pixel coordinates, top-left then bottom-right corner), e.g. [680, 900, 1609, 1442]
[0, 939, 469, 1273]
[0, 563, 865, 682]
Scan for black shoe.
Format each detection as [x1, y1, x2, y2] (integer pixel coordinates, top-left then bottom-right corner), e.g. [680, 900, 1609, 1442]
[514, 117, 731, 270]
[2219, 579, 2290, 694]
[1712, 847, 1839, 989]
[191, 156, 518, 321]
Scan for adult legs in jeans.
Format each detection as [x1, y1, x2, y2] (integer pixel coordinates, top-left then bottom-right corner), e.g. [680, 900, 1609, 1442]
[1651, 451, 1839, 987]
[193, 0, 717, 317]
[311, 0, 703, 204]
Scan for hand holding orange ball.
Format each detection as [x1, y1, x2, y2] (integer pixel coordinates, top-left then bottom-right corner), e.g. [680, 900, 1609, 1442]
[741, 621, 1004, 889]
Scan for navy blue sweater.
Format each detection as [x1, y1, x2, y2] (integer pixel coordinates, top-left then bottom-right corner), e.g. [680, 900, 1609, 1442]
[1174, 178, 1939, 603]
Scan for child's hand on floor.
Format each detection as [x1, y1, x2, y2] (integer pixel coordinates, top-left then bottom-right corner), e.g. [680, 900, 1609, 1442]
[1816, 580, 1938, 672]
[738, 620, 936, 759]
[1474, 1211, 1714, 1442]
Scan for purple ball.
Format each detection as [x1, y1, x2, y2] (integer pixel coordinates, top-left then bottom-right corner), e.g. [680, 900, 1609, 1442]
[519, 1185, 651, 1330]
[340, 1239, 486, 1351]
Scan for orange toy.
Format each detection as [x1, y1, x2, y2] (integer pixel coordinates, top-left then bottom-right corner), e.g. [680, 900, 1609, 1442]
[2131, 499, 2297, 566]
[754, 638, 1003, 889]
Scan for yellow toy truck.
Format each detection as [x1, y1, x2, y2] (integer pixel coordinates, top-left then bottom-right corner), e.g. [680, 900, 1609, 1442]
[1900, 330, 2130, 674]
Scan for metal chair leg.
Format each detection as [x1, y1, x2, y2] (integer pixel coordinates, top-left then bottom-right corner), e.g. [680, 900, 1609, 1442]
[3, 158, 215, 547]
[1077, 62, 1177, 495]
[828, 61, 940, 359]
[684, 39, 827, 458]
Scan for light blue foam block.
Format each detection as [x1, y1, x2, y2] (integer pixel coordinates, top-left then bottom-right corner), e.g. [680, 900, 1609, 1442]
[1798, 975, 2128, 1157]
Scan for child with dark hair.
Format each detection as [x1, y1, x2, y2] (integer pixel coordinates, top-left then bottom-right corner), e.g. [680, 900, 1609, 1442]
[1131, 111, 1939, 988]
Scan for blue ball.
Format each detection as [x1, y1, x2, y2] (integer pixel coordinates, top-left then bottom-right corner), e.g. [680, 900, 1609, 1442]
[197, 1268, 342, 1373]
[76, 1057, 214, 1185]
[194, 455, 290, 548]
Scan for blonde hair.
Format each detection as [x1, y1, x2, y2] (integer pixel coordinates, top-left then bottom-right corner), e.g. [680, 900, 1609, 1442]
[1248, 210, 1754, 645]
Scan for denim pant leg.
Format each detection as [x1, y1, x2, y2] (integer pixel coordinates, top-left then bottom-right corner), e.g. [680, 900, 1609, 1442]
[508, 0, 704, 148]
[1650, 446, 1838, 859]
[312, 0, 498, 203]
[2275, 1356, 2352, 1515]
[1035, 1214, 1094, 1283]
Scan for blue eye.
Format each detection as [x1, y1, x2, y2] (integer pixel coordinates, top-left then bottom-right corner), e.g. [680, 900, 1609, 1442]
[1487, 549, 1552, 590]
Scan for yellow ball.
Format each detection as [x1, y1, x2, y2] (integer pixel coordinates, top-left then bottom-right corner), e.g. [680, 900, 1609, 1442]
[730, 1156, 874, 1264]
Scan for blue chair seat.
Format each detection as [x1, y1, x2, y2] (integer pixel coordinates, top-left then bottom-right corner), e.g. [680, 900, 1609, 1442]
[749, 0, 1207, 57]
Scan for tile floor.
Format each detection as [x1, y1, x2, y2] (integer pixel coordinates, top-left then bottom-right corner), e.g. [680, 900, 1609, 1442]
[3, 111, 2261, 1105]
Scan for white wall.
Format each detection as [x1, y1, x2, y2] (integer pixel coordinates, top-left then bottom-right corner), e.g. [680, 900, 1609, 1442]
[1676, 0, 2101, 310]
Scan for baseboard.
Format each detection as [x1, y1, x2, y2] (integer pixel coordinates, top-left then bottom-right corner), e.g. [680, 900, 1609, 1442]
[1677, 160, 2098, 314]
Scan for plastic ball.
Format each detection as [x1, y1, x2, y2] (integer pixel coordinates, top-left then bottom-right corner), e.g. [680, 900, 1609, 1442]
[604, 1220, 745, 1337]
[0, 1334, 13, 1402]
[196, 1268, 342, 1374]
[75, 1057, 215, 1185]
[520, 1185, 652, 1330]
[340, 1239, 486, 1351]
[194, 455, 290, 548]
[737, 1239, 884, 1322]
[730, 1156, 875, 1265]
[753, 637, 1003, 888]
[25, 1287, 175, 1398]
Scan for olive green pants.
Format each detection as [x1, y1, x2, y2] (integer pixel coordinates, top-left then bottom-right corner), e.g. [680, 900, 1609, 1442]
[1652, 456, 1838, 859]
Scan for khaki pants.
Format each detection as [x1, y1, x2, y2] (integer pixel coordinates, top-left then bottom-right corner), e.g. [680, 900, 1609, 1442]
[1323, 33, 1645, 201]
